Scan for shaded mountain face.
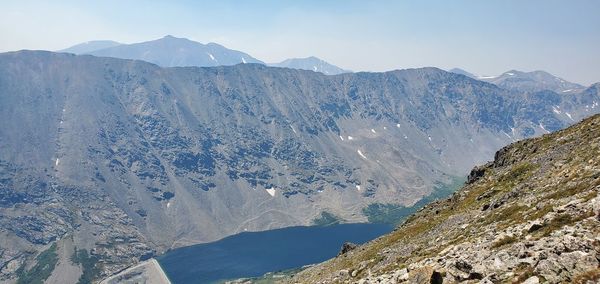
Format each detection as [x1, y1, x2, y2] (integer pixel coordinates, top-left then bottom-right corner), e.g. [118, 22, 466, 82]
[85, 35, 263, 67]
[270, 56, 351, 75]
[0, 51, 598, 281]
[59, 40, 122, 54]
[450, 68, 585, 94]
[289, 114, 600, 284]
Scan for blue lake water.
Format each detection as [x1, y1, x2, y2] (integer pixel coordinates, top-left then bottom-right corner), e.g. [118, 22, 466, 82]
[157, 223, 393, 284]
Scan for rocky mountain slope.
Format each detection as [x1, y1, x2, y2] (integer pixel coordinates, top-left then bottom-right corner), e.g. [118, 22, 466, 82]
[0, 51, 598, 282]
[82, 35, 264, 67]
[287, 114, 600, 283]
[270, 57, 351, 75]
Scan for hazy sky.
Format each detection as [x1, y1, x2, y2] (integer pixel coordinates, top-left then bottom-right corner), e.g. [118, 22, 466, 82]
[1, 0, 599, 85]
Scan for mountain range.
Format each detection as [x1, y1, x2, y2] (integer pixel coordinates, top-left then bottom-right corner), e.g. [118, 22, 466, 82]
[449, 68, 586, 94]
[79, 35, 264, 67]
[0, 50, 599, 282]
[59, 36, 350, 75]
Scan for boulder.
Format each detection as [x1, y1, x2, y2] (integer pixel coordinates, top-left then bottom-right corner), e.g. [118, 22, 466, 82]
[337, 242, 357, 256]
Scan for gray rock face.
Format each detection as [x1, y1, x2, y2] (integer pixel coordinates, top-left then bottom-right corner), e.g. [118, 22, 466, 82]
[0, 51, 599, 281]
[59, 40, 122, 54]
[86, 35, 264, 67]
[270, 56, 351, 75]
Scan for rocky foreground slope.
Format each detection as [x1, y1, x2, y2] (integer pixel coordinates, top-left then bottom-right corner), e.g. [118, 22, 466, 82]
[286, 114, 600, 283]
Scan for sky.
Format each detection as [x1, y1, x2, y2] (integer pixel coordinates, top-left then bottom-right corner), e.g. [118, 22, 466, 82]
[1, 0, 599, 85]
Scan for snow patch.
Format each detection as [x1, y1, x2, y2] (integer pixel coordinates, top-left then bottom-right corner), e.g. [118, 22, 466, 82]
[478, 75, 497, 79]
[355, 185, 361, 191]
[506, 72, 514, 76]
[266, 187, 276, 197]
[339, 135, 344, 141]
[60, 120, 63, 124]
[428, 136, 432, 141]
[561, 89, 573, 93]
[357, 149, 367, 159]
[313, 66, 317, 72]
[62, 108, 66, 112]
[404, 135, 408, 139]
[552, 106, 561, 115]
[383, 126, 387, 130]
[371, 128, 376, 134]
[241, 57, 247, 64]
[290, 125, 297, 134]
[539, 123, 550, 133]
[207, 53, 216, 61]
[55, 159, 60, 166]
[396, 123, 400, 128]
[347, 136, 354, 140]
[503, 131, 512, 139]
[166, 202, 171, 208]
[565, 112, 574, 121]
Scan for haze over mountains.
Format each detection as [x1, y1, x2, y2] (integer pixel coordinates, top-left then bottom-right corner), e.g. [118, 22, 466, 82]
[79, 35, 264, 67]
[59, 35, 350, 75]
[59, 40, 122, 55]
[449, 68, 586, 94]
[1, 48, 599, 282]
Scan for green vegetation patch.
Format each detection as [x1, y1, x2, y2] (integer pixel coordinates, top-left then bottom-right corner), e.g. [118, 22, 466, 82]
[363, 177, 465, 225]
[17, 243, 59, 284]
[71, 248, 101, 284]
[496, 162, 538, 190]
[312, 211, 342, 226]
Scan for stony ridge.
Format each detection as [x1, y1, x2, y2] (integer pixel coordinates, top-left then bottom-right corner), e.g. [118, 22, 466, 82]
[287, 114, 600, 283]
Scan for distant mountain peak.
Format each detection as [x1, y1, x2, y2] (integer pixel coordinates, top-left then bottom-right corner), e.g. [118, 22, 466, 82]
[270, 56, 351, 75]
[59, 40, 122, 54]
[450, 68, 585, 93]
[73, 36, 264, 67]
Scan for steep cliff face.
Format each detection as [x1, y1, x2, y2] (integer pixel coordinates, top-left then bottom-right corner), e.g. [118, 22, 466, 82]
[288, 114, 600, 283]
[0, 51, 598, 282]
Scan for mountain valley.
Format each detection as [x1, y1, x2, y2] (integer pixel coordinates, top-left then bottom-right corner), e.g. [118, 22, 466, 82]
[0, 50, 598, 283]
